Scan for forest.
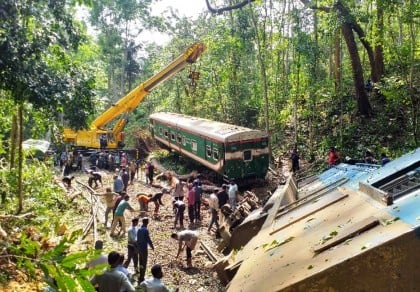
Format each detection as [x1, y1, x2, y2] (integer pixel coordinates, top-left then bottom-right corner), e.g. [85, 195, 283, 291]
[0, 0, 418, 290]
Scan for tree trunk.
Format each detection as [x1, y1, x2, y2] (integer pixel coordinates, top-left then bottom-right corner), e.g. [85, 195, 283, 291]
[249, 6, 269, 135]
[17, 104, 23, 213]
[408, 0, 418, 146]
[341, 23, 372, 117]
[302, 0, 375, 116]
[374, 4, 385, 79]
[333, 32, 341, 94]
[10, 113, 17, 170]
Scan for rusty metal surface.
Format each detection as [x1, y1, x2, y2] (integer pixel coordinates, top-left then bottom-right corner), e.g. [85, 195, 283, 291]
[226, 148, 420, 292]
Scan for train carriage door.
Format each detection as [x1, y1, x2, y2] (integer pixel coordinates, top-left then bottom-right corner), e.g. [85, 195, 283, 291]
[205, 139, 212, 163]
[175, 127, 183, 154]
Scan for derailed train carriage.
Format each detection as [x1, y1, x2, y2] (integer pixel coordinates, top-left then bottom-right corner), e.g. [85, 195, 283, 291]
[214, 148, 420, 291]
[149, 112, 269, 180]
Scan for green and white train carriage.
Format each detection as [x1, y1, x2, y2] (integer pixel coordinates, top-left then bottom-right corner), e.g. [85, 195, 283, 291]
[149, 112, 269, 180]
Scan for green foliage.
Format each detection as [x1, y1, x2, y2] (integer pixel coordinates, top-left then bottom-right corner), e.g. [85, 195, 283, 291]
[154, 150, 202, 175]
[0, 155, 100, 290]
[0, 0, 96, 135]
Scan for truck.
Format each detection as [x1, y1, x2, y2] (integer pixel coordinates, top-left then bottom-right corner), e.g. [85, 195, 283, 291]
[62, 42, 206, 149]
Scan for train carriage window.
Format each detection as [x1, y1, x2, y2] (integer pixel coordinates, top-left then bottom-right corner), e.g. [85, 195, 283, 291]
[171, 133, 175, 141]
[213, 149, 219, 160]
[177, 135, 182, 144]
[243, 150, 252, 161]
[159, 127, 163, 135]
[182, 136, 186, 146]
[206, 145, 211, 158]
[164, 130, 168, 138]
[191, 140, 197, 151]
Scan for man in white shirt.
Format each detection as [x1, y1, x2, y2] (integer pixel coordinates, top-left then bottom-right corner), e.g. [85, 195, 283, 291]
[139, 264, 174, 292]
[207, 190, 219, 233]
[228, 179, 238, 210]
[123, 218, 139, 272]
[171, 230, 199, 268]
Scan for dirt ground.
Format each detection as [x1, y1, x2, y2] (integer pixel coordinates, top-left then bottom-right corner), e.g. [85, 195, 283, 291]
[71, 166, 227, 292]
[1, 149, 296, 292]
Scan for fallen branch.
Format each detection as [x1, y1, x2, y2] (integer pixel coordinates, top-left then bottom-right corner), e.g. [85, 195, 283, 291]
[75, 180, 96, 194]
[0, 212, 34, 219]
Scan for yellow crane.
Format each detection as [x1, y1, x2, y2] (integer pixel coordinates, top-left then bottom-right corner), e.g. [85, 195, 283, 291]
[63, 42, 206, 149]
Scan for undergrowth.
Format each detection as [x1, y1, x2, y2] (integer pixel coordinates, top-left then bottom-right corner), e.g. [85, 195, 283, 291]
[0, 158, 102, 291]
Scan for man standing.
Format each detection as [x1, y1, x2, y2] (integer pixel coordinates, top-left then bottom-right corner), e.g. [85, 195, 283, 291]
[207, 190, 219, 234]
[110, 195, 135, 237]
[124, 218, 140, 272]
[76, 152, 83, 171]
[137, 217, 154, 283]
[217, 184, 229, 208]
[147, 161, 155, 185]
[187, 184, 195, 225]
[129, 161, 137, 184]
[291, 147, 300, 173]
[228, 179, 238, 211]
[193, 179, 202, 221]
[90, 251, 135, 292]
[121, 168, 130, 192]
[171, 230, 199, 268]
[113, 174, 124, 195]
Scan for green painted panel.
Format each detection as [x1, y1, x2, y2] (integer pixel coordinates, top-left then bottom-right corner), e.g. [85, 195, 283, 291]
[224, 155, 269, 179]
[151, 119, 268, 179]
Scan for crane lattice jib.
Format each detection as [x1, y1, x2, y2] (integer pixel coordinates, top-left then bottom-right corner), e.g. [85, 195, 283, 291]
[90, 42, 206, 130]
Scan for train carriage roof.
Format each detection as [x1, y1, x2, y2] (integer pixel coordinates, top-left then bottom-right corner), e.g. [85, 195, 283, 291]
[149, 112, 268, 143]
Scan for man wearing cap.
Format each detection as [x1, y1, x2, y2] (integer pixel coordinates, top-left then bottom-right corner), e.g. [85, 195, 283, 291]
[124, 218, 140, 272]
[137, 217, 154, 283]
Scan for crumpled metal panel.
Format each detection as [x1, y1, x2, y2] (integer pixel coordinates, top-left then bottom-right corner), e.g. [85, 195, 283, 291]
[226, 148, 420, 292]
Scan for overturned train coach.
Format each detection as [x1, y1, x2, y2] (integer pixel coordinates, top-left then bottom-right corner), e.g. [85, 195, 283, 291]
[149, 112, 269, 180]
[218, 148, 420, 291]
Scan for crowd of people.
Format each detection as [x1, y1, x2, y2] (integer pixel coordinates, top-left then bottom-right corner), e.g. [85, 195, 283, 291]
[60, 151, 239, 292]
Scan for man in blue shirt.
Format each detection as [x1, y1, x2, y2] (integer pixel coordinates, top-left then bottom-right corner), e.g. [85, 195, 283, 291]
[113, 174, 124, 194]
[137, 217, 154, 283]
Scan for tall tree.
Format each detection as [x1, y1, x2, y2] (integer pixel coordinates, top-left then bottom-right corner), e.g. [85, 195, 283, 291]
[0, 0, 95, 212]
[301, 0, 374, 116]
[89, 0, 160, 101]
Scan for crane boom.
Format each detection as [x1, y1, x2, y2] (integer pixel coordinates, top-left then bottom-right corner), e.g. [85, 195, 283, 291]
[63, 42, 206, 149]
